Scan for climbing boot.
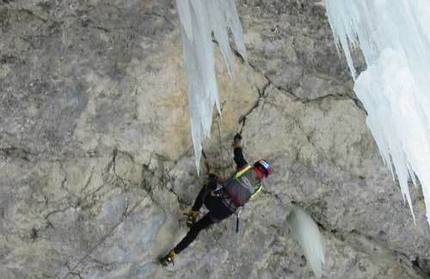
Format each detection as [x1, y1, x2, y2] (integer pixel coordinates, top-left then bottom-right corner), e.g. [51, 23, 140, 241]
[159, 250, 176, 266]
[183, 210, 199, 228]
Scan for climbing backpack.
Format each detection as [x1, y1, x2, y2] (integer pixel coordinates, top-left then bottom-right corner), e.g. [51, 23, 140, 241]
[219, 164, 262, 213]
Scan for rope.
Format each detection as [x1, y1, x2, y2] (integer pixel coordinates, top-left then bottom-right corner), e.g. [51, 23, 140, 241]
[201, 149, 210, 173]
[216, 114, 225, 178]
[61, 197, 144, 279]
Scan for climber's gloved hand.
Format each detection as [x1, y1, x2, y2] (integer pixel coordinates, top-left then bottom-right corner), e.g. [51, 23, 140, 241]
[233, 133, 242, 148]
[234, 133, 242, 142]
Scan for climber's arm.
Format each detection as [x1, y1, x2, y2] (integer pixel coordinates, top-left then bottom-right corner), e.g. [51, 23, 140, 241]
[233, 133, 248, 169]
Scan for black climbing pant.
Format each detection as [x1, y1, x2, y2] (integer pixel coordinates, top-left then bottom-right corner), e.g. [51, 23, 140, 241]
[173, 175, 233, 254]
[173, 213, 214, 254]
[191, 174, 218, 212]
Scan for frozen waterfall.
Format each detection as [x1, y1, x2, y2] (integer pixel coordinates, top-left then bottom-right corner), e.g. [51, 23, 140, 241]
[326, 0, 430, 224]
[175, 0, 247, 172]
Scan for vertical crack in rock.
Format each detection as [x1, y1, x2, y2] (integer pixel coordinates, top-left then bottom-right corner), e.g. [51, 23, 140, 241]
[80, 167, 95, 194]
[59, 161, 68, 190]
[106, 148, 126, 189]
[238, 88, 267, 124]
[142, 153, 191, 208]
[141, 163, 167, 210]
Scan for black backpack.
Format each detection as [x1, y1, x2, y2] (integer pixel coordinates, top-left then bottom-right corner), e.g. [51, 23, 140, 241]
[220, 165, 262, 213]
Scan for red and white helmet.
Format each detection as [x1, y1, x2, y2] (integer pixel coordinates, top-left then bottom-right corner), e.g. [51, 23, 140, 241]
[254, 159, 273, 177]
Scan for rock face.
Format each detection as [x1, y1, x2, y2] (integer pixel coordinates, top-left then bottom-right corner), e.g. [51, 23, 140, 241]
[0, 0, 429, 279]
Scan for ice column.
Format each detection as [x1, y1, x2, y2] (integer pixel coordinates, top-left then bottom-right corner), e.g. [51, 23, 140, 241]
[176, 0, 247, 172]
[287, 205, 325, 278]
[326, 0, 430, 223]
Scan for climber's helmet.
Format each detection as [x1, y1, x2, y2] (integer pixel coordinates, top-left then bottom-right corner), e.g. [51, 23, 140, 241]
[254, 159, 273, 178]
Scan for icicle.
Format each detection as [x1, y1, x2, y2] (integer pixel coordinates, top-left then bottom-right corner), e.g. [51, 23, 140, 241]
[326, 0, 430, 224]
[287, 205, 325, 278]
[175, 0, 247, 172]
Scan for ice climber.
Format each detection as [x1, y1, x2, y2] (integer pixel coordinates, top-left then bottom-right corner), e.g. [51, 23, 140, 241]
[159, 133, 273, 266]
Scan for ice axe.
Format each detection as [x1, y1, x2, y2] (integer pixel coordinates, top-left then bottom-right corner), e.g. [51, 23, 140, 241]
[236, 114, 247, 137]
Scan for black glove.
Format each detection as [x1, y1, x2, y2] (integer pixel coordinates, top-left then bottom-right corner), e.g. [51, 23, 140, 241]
[234, 133, 242, 142]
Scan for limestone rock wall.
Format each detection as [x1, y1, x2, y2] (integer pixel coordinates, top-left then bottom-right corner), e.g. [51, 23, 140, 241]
[0, 0, 429, 278]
